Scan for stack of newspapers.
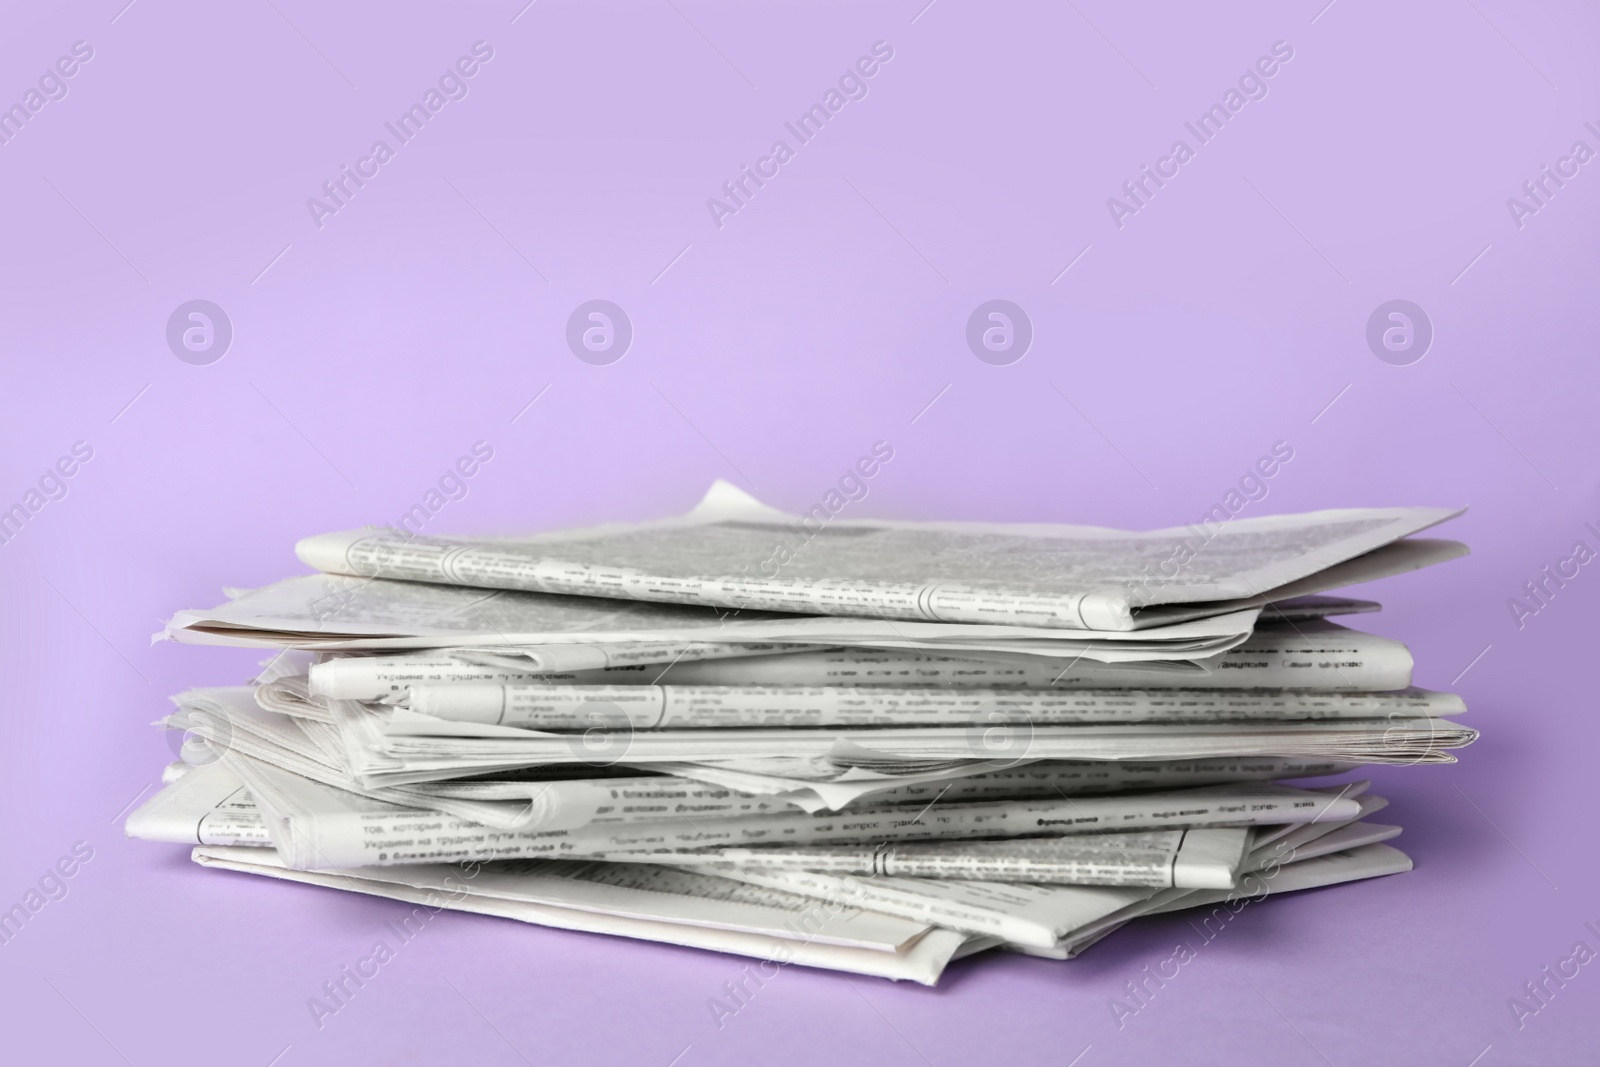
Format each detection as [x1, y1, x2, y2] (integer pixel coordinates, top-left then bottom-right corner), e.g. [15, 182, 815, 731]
[127, 482, 1476, 984]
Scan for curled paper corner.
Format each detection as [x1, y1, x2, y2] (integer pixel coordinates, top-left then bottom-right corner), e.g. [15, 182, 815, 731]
[687, 479, 784, 521]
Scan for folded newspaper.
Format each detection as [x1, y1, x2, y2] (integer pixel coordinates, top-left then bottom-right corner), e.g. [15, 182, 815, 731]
[294, 481, 1465, 631]
[128, 487, 1472, 983]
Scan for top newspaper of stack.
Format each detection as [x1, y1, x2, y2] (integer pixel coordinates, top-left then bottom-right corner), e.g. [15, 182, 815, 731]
[291, 481, 1465, 632]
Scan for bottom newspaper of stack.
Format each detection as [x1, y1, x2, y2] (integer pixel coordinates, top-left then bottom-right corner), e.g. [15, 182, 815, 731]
[125, 649, 1473, 985]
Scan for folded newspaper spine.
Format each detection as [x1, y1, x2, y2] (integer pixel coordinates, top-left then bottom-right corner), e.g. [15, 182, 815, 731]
[610, 828, 1251, 889]
[295, 530, 1138, 631]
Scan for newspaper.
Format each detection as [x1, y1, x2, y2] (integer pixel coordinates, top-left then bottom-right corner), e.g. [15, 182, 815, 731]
[303, 619, 1415, 702]
[252, 673, 330, 722]
[1252, 785, 1381, 847]
[189, 846, 971, 984]
[403, 682, 1463, 729]
[165, 573, 1260, 662]
[358, 698, 1474, 771]
[129, 768, 1249, 889]
[128, 486, 1471, 984]
[1042, 788, 1395, 954]
[133, 757, 1353, 889]
[1131, 536, 1466, 625]
[176, 686, 1048, 812]
[124, 761, 273, 847]
[219, 683, 1378, 817]
[241, 680, 1459, 794]
[166, 688, 843, 832]
[220, 754, 1364, 869]
[1037, 841, 1414, 959]
[706, 786, 1385, 950]
[181, 812, 1401, 979]
[134, 742, 1358, 849]
[704, 861, 1149, 949]
[295, 480, 1464, 630]
[620, 827, 1252, 889]
[134, 763, 1409, 979]
[655, 756, 1360, 811]
[127, 758, 751, 849]
[660, 621, 1416, 690]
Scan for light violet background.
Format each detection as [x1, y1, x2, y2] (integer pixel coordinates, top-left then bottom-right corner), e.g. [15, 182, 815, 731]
[2, 2, 1597, 1064]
